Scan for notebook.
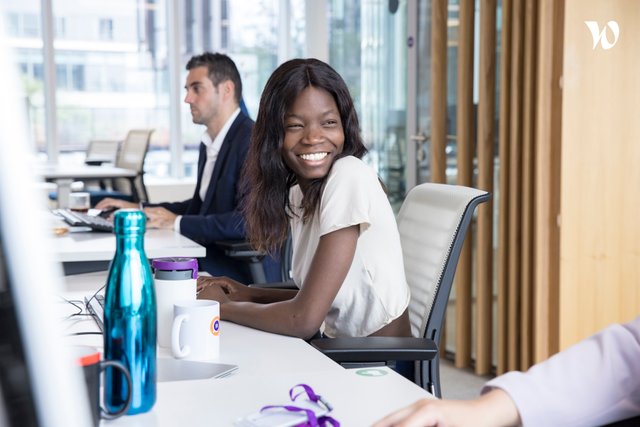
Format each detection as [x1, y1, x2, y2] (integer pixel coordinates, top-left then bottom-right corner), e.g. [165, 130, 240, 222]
[84, 293, 105, 332]
[83, 294, 238, 382]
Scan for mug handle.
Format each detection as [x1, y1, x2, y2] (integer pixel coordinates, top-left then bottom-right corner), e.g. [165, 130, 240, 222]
[99, 360, 132, 419]
[171, 313, 190, 358]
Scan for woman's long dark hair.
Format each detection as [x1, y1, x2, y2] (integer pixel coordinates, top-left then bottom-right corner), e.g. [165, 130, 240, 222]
[242, 58, 367, 255]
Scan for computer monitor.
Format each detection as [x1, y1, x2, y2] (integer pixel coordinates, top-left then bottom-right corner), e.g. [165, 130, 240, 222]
[0, 13, 92, 427]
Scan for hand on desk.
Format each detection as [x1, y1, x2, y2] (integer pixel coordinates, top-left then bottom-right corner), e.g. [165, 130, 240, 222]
[371, 389, 520, 427]
[94, 198, 138, 210]
[143, 207, 177, 229]
[197, 276, 250, 304]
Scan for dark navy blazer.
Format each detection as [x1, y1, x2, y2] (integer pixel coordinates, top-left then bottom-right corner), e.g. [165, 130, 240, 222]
[152, 113, 279, 282]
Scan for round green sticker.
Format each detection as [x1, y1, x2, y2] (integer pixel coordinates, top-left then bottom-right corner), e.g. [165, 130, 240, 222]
[355, 368, 388, 377]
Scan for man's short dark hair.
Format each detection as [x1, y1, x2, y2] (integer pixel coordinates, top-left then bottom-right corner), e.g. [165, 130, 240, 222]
[186, 52, 242, 104]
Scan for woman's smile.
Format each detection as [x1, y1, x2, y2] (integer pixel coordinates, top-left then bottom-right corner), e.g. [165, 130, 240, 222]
[299, 152, 329, 162]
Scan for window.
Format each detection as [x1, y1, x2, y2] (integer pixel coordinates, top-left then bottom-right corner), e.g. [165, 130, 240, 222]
[5, 13, 20, 37]
[71, 64, 85, 90]
[23, 14, 40, 38]
[98, 18, 113, 41]
[327, 0, 408, 204]
[7, 0, 305, 178]
[55, 16, 66, 38]
[56, 63, 67, 88]
[33, 63, 44, 82]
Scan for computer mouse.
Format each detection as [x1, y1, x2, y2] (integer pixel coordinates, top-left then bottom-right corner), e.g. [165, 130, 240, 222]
[98, 207, 118, 218]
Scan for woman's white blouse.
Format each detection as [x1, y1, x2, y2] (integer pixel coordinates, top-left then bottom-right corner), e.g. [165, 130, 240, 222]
[289, 156, 410, 337]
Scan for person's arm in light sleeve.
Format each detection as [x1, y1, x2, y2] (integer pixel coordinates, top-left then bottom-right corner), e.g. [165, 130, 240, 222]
[373, 316, 640, 427]
[485, 316, 640, 426]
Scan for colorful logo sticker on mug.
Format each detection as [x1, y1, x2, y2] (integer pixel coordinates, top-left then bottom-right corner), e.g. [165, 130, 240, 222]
[210, 316, 220, 336]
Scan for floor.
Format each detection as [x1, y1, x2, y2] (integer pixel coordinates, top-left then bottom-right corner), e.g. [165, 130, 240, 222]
[439, 358, 493, 400]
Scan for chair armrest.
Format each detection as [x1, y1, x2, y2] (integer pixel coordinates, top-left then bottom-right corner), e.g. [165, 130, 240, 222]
[309, 337, 438, 362]
[215, 240, 268, 283]
[215, 240, 266, 259]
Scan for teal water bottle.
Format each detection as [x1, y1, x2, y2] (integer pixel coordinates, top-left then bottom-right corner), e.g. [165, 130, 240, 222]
[104, 209, 157, 414]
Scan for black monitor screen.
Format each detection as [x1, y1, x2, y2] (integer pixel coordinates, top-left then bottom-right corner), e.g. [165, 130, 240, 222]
[0, 219, 39, 426]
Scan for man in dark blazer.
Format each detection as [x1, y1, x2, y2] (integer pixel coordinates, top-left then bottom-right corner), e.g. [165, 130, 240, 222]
[97, 52, 279, 282]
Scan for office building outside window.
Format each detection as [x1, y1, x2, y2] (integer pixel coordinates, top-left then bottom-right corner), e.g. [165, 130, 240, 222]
[98, 18, 114, 41]
[6, 0, 305, 179]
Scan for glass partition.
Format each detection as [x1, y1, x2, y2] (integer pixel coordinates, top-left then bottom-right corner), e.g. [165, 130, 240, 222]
[327, 0, 408, 207]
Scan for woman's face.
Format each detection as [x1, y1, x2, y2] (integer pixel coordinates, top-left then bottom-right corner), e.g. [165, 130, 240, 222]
[281, 86, 345, 192]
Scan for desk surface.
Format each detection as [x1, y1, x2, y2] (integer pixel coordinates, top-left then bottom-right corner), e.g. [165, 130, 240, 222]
[37, 164, 137, 180]
[53, 223, 205, 262]
[62, 273, 432, 426]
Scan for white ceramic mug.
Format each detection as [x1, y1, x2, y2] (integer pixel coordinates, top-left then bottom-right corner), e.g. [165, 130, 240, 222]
[155, 278, 197, 348]
[171, 300, 220, 361]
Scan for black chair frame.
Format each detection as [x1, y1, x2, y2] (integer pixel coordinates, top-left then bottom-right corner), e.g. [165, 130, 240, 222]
[310, 187, 491, 398]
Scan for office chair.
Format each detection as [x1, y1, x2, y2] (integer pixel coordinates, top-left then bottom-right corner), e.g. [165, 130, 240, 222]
[88, 129, 154, 205]
[84, 139, 120, 166]
[310, 183, 491, 398]
[216, 231, 293, 285]
[81, 139, 121, 190]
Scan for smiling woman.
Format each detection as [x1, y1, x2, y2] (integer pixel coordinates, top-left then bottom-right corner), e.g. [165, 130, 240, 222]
[196, 58, 412, 343]
[281, 86, 345, 189]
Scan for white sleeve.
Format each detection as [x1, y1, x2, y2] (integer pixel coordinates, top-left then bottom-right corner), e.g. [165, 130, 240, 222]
[483, 316, 640, 426]
[318, 158, 376, 236]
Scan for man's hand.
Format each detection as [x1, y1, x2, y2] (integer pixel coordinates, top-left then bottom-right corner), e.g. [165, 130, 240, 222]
[143, 207, 177, 229]
[95, 198, 138, 210]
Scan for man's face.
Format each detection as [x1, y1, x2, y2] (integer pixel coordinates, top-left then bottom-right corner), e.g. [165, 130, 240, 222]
[184, 66, 221, 128]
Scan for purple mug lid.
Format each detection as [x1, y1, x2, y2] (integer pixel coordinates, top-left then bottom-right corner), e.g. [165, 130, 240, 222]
[151, 257, 198, 279]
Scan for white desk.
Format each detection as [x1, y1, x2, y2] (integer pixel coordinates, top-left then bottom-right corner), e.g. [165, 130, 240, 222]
[62, 273, 433, 426]
[37, 164, 137, 208]
[53, 227, 205, 263]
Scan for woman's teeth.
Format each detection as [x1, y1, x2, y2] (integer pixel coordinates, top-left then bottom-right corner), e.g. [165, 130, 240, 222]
[300, 152, 328, 161]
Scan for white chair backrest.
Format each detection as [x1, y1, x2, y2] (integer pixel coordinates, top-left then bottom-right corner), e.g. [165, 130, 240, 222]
[85, 139, 119, 164]
[113, 129, 153, 198]
[397, 183, 489, 338]
[116, 129, 153, 172]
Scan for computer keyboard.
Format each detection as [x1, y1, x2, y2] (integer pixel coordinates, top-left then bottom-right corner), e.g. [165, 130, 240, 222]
[55, 209, 114, 232]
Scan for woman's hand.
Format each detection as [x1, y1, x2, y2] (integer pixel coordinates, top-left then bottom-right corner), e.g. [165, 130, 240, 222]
[196, 276, 250, 303]
[371, 389, 520, 427]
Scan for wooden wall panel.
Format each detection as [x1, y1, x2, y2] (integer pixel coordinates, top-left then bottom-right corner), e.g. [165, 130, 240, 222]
[475, 0, 497, 375]
[560, 0, 640, 348]
[454, 0, 475, 369]
[496, 0, 512, 375]
[506, 0, 524, 372]
[533, 0, 563, 363]
[519, 0, 537, 371]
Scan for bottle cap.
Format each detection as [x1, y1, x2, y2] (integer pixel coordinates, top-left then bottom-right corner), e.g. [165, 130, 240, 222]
[113, 209, 146, 234]
[152, 257, 198, 280]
